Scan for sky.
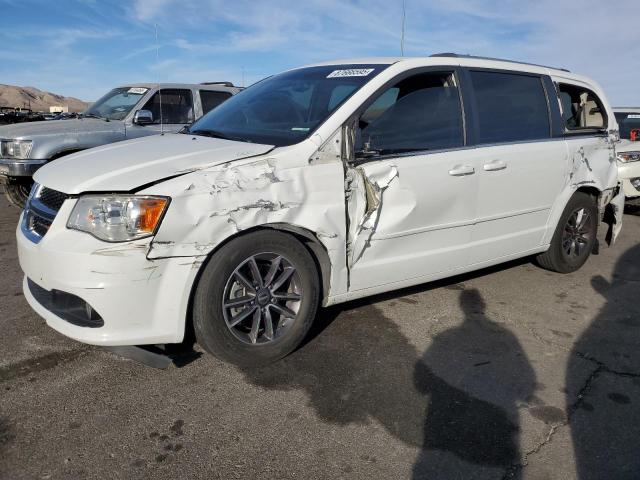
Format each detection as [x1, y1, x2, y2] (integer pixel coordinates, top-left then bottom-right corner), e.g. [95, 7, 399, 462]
[0, 0, 638, 105]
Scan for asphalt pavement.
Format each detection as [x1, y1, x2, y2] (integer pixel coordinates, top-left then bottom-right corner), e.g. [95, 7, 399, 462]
[1, 194, 640, 480]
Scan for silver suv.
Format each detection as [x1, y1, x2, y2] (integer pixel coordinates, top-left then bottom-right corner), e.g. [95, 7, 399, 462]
[0, 82, 241, 206]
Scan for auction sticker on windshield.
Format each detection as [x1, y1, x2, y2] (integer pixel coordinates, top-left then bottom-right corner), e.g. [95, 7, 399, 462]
[327, 69, 375, 78]
[127, 87, 148, 94]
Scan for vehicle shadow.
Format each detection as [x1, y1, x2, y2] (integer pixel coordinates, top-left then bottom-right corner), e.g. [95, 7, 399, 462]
[167, 255, 532, 372]
[241, 286, 536, 479]
[567, 243, 640, 479]
[302, 255, 532, 349]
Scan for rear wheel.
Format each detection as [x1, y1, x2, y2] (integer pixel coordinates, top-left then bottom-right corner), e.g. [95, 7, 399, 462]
[193, 230, 320, 367]
[4, 177, 33, 208]
[536, 192, 597, 273]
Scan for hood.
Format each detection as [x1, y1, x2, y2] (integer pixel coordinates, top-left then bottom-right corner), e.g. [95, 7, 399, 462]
[33, 133, 274, 194]
[0, 118, 117, 140]
[617, 139, 640, 153]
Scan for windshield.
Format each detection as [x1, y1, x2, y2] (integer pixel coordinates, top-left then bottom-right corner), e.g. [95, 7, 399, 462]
[84, 87, 149, 121]
[615, 111, 640, 140]
[188, 64, 389, 146]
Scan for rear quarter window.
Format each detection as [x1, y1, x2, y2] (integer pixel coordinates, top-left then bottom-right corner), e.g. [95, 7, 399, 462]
[557, 83, 607, 132]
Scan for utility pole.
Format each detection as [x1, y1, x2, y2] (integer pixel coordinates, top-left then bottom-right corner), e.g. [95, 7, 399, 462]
[400, 0, 406, 56]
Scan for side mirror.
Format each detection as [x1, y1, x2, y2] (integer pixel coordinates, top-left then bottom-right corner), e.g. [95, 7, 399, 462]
[133, 110, 153, 125]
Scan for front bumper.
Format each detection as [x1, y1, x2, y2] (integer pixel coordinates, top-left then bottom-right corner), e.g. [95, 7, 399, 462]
[17, 200, 201, 346]
[0, 158, 47, 177]
[618, 161, 640, 198]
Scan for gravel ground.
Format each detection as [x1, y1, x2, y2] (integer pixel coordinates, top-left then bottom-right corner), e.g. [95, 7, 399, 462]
[1, 194, 639, 480]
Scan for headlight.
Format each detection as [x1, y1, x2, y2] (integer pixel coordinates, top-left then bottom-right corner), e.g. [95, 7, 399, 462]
[1, 140, 32, 159]
[67, 195, 169, 242]
[617, 151, 640, 163]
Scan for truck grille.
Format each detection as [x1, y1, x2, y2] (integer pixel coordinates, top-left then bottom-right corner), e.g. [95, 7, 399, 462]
[21, 184, 70, 243]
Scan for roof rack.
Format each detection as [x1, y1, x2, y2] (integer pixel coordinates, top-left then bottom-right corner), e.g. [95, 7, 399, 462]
[429, 53, 570, 72]
[200, 81, 235, 87]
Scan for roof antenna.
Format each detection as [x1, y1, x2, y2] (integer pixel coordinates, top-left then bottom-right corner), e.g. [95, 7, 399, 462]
[155, 23, 164, 135]
[400, 0, 406, 56]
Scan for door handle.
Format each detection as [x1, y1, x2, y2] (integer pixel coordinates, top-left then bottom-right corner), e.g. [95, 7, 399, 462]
[448, 165, 475, 176]
[483, 160, 507, 171]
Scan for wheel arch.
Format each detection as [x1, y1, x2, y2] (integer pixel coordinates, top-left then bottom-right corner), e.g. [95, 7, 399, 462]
[575, 185, 600, 200]
[182, 223, 333, 343]
[542, 185, 602, 246]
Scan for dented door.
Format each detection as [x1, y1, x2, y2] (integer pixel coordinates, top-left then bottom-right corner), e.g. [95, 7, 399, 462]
[346, 150, 480, 291]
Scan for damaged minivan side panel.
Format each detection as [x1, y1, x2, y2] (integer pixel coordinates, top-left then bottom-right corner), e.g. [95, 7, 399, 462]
[144, 136, 350, 305]
[339, 68, 623, 303]
[542, 75, 624, 245]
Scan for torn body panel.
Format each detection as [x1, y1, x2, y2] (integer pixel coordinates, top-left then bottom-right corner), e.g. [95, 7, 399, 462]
[345, 163, 399, 268]
[543, 135, 622, 246]
[144, 138, 350, 304]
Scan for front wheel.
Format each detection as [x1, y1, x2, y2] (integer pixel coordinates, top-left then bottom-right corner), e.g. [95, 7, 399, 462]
[193, 230, 320, 367]
[536, 192, 597, 273]
[4, 177, 33, 207]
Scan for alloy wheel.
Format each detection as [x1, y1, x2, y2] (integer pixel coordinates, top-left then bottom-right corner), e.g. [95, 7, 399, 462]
[562, 207, 592, 259]
[222, 253, 303, 345]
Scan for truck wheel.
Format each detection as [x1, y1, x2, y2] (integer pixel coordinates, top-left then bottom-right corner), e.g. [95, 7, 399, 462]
[536, 192, 597, 273]
[4, 177, 33, 208]
[193, 230, 320, 367]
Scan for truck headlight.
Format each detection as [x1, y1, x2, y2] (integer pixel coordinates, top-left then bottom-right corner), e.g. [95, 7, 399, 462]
[617, 151, 640, 163]
[1, 140, 32, 159]
[67, 195, 169, 242]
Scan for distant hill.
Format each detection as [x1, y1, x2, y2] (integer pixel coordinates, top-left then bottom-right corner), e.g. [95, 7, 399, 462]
[0, 84, 88, 113]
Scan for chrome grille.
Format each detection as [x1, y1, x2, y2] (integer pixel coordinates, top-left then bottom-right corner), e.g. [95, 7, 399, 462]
[21, 183, 69, 243]
[29, 213, 52, 237]
[39, 187, 68, 211]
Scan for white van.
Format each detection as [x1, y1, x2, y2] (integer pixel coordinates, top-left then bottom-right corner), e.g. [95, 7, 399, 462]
[17, 55, 623, 366]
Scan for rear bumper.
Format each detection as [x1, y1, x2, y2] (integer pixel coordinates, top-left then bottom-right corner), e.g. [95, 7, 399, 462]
[0, 158, 47, 177]
[17, 203, 201, 346]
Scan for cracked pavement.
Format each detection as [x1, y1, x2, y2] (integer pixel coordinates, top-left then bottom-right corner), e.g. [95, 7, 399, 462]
[1, 194, 640, 480]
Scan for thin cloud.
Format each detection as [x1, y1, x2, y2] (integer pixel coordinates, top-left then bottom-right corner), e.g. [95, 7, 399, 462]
[1, 0, 638, 105]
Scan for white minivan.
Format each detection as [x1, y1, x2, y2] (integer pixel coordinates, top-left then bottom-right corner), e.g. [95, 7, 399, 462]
[17, 55, 623, 366]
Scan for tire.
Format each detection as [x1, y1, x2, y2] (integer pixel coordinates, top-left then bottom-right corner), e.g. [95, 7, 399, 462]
[536, 192, 597, 273]
[4, 177, 33, 208]
[193, 230, 320, 367]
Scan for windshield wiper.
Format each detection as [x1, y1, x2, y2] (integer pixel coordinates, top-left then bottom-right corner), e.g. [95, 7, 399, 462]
[189, 129, 248, 143]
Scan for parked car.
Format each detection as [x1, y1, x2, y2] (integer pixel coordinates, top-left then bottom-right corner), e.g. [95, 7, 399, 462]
[0, 82, 241, 206]
[0, 108, 36, 125]
[18, 55, 623, 367]
[50, 113, 79, 120]
[613, 108, 640, 202]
